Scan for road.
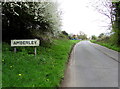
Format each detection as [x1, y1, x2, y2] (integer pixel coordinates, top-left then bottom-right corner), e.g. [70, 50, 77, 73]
[61, 41, 118, 87]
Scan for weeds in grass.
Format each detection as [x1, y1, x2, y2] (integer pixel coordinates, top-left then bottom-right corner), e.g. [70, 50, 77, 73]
[90, 40, 120, 52]
[2, 39, 79, 87]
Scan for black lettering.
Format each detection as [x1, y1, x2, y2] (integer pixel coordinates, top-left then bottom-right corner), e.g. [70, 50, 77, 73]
[31, 41, 34, 44]
[17, 41, 20, 44]
[29, 41, 31, 44]
[23, 41, 26, 45]
[13, 41, 21, 45]
[13, 40, 39, 46]
[20, 41, 22, 45]
[13, 41, 17, 45]
[34, 41, 37, 44]
[25, 41, 28, 44]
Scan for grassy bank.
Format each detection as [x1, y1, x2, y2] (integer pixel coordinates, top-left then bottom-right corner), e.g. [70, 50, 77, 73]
[2, 39, 79, 87]
[90, 40, 120, 52]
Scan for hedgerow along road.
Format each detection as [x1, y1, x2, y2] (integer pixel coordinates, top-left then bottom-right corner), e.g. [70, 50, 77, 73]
[61, 41, 118, 87]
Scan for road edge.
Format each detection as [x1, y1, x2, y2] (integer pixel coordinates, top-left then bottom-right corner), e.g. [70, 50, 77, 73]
[90, 41, 120, 63]
[58, 41, 78, 87]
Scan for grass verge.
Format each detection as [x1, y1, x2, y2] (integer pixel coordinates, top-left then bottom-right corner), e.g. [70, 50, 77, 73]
[90, 40, 120, 52]
[2, 39, 79, 87]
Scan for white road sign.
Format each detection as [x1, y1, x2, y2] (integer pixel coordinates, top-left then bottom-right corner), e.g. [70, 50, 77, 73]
[11, 39, 40, 47]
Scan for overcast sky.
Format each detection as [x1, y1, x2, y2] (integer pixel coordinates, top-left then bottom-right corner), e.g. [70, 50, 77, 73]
[57, 0, 111, 37]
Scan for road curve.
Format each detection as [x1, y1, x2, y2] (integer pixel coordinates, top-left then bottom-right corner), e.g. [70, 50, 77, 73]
[61, 41, 118, 87]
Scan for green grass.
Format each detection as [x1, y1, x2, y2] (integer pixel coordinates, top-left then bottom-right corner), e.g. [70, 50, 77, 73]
[2, 39, 79, 87]
[90, 40, 120, 52]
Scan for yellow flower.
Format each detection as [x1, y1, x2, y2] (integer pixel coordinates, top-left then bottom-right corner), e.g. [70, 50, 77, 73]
[18, 74, 22, 76]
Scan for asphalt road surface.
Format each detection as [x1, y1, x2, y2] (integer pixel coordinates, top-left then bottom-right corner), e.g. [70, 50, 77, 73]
[61, 41, 118, 87]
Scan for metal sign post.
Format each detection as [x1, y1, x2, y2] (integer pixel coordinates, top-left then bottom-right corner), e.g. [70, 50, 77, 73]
[14, 47, 16, 53]
[34, 47, 37, 56]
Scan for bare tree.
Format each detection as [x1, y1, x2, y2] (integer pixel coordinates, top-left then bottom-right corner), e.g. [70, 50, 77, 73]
[89, 0, 114, 29]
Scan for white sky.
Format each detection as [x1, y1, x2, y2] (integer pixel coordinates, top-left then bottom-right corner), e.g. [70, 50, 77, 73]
[57, 0, 111, 37]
